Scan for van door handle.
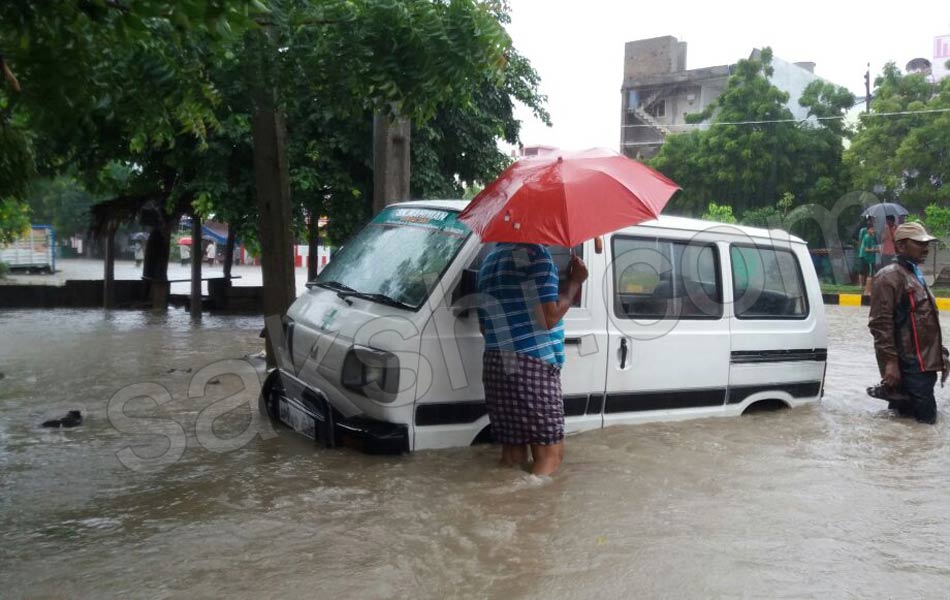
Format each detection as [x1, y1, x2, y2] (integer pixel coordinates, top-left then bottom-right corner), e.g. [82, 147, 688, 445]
[565, 337, 581, 346]
[620, 338, 628, 369]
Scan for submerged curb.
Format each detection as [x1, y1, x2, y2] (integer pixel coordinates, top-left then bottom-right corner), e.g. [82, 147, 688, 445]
[823, 293, 950, 310]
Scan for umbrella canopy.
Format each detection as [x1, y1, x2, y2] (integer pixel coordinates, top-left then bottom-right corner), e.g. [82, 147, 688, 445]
[129, 231, 149, 242]
[178, 235, 215, 246]
[458, 148, 680, 247]
[861, 202, 909, 221]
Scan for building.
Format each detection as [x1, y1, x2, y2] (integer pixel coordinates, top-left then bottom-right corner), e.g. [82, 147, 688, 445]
[620, 36, 828, 160]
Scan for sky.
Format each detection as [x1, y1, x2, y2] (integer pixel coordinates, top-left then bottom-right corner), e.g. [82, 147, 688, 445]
[504, 0, 949, 151]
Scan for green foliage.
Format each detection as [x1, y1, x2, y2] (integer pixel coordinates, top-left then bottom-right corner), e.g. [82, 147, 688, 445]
[846, 63, 949, 211]
[651, 48, 854, 217]
[3, 0, 545, 252]
[24, 177, 97, 240]
[740, 205, 781, 228]
[701, 202, 737, 224]
[924, 203, 950, 248]
[0, 197, 31, 244]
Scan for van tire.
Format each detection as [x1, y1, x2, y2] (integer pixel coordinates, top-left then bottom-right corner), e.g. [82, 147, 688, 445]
[742, 399, 789, 414]
[258, 370, 283, 425]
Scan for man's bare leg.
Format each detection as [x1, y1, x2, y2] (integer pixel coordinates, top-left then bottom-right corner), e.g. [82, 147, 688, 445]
[530, 442, 563, 476]
[500, 444, 528, 468]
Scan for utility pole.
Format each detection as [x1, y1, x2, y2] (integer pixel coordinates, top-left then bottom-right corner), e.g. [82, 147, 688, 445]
[864, 63, 871, 113]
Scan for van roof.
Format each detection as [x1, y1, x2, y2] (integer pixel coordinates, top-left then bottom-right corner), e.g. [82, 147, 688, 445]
[394, 199, 806, 245]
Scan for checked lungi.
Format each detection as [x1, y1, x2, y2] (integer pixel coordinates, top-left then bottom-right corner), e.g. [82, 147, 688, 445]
[482, 350, 564, 446]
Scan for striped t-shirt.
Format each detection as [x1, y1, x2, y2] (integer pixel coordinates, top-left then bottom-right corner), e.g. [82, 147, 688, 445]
[477, 243, 565, 366]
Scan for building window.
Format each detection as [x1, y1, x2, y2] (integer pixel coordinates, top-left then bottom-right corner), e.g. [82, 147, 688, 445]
[627, 90, 640, 110]
[646, 100, 666, 118]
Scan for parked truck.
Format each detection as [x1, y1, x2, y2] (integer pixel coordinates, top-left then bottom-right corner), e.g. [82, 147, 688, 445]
[0, 225, 55, 273]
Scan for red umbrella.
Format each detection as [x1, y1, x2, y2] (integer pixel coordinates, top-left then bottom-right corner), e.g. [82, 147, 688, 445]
[458, 148, 680, 247]
[178, 237, 193, 246]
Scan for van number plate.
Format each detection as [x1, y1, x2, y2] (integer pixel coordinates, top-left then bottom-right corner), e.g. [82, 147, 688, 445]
[279, 399, 317, 440]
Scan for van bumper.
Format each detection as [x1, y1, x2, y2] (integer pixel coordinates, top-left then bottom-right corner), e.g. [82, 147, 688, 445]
[262, 369, 409, 455]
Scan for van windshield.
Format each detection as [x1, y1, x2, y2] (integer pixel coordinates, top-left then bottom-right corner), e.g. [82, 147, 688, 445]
[315, 206, 470, 310]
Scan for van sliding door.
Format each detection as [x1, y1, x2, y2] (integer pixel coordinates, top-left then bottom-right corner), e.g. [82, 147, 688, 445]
[604, 234, 730, 426]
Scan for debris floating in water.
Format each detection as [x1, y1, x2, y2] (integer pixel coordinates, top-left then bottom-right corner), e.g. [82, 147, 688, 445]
[42, 410, 83, 428]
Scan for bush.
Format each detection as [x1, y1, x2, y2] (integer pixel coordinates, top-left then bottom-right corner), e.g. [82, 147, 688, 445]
[0, 261, 9, 279]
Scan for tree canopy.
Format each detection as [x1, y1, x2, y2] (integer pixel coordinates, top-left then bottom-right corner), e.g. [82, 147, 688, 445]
[846, 62, 950, 211]
[649, 48, 855, 220]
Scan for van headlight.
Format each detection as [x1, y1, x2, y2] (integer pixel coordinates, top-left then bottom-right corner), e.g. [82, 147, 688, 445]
[342, 346, 400, 403]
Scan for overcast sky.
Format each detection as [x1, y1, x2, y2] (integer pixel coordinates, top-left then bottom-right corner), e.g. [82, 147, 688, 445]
[505, 0, 949, 151]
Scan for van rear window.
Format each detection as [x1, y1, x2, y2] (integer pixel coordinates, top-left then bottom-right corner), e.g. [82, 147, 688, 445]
[611, 236, 722, 320]
[730, 245, 808, 319]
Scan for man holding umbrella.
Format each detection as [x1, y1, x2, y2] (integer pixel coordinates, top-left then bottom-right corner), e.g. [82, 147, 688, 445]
[477, 243, 587, 475]
[459, 148, 681, 475]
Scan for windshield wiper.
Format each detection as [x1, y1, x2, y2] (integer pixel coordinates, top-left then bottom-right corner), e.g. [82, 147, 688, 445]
[334, 289, 414, 310]
[311, 280, 356, 292]
[352, 292, 414, 311]
[311, 281, 413, 310]
[310, 280, 361, 304]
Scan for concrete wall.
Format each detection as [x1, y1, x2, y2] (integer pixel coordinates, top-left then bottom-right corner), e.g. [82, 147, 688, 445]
[0, 280, 149, 309]
[623, 36, 686, 79]
[759, 52, 824, 122]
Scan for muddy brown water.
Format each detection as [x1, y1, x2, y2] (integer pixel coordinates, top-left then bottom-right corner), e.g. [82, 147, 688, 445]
[1, 306, 949, 599]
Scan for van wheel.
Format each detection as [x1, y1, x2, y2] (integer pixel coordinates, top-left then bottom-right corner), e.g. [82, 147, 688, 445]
[258, 370, 283, 424]
[742, 399, 789, 415]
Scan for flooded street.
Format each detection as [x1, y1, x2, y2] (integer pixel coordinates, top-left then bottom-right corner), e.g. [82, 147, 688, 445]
[2, 306, 950, 598]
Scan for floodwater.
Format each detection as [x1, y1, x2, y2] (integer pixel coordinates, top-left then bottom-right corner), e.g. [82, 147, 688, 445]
[1, 306, 949, 599]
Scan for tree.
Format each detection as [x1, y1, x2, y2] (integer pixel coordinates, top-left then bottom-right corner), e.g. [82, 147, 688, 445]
[701, 202, 737, 224]
[0, 197, 30, 245]
[650, 48, 854, 217]
[846, 63, 950, 211]
[24, 177, 96, 240]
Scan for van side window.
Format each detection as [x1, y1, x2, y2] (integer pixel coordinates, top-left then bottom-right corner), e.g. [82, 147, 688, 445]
[730, 245, 808, 319]
[546, 245, 584, 307]
[457, 243, 582, 307]
[612, 236, 722, 320]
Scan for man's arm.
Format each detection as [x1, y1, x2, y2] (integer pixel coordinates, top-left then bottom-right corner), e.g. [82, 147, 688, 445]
[868, 272, 901, 387]
[535, 255, 588, 330]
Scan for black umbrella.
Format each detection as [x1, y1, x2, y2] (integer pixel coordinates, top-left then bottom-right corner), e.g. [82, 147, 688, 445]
[861, 202, 908, 223]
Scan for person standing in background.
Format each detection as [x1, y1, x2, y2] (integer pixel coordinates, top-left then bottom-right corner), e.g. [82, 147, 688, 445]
[868, 222, 949, 424]
[859, 223, 879, 296]
[879, 215, 897, 268]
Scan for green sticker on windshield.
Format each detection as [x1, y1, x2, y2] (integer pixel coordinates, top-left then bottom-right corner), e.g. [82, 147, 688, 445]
[374, 207, 470, 236]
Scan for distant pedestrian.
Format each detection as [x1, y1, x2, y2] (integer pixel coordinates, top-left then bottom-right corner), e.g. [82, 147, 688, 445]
[133, 241, 144, 267]
[868, 222, 949, 424]
[477, 244, 587, 476]
[879, 215, 897, 267]
[859, 223, 879, 296]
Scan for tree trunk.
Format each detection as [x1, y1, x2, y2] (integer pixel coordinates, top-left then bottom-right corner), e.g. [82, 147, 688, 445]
[103, 225, 116, 309]
[253, 105, 296, 366]
[190, 214, 202, 318]
[143, 219, 173, 310]
[307, 212, 319, 282]
[223, 226, 236, 281]
[372, 112, 411, 214]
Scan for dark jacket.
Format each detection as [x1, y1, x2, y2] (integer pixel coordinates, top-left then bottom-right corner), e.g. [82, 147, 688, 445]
[869, 256, 946, 374]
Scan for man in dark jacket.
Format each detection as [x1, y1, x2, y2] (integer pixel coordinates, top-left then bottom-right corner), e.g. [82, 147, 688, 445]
[868, 222, 949, 423]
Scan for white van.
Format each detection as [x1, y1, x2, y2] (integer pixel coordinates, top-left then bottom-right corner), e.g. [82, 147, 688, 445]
[260, 200, 828, 454]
